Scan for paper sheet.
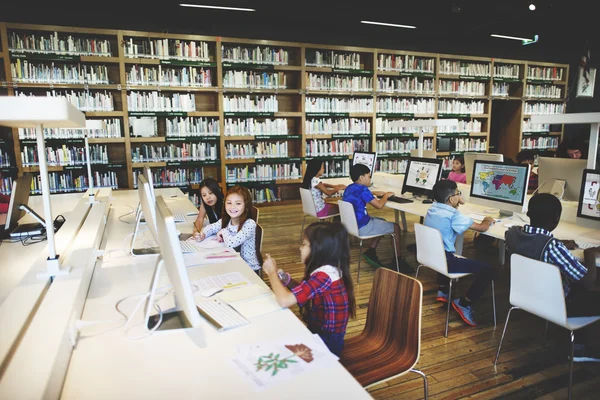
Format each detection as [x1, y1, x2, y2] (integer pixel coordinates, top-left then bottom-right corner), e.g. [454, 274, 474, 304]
[229, 294, 284, 319]
[194, 237, 225, 250]
[193, 272, 250, 291]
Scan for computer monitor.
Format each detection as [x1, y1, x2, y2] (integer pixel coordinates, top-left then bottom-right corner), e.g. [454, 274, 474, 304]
[469, 160, 530, 216]
[130, 174, 159, 255]
[576, 169, 600, 230]
[464, 153, 504, 184]
[353, 151, 377, 174]
[144, 165, 155, 202]
[538, 157, 587, 201]
[4, 175, 45, 237]
[410, 149, 437, 159]
[401, 157, 443, 199]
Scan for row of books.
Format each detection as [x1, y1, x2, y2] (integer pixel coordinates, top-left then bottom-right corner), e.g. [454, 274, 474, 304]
[124, 38, 210, 61]
[223, 95, 278, 112]
[377, 159, 408, 174]
[226, 163, 301, 182]
[321, 159, 351, 178]
[522, 120, 550, 132]
[21, 144, 109, 166]
[126, 65, 212, 87]
[9, 31, 112, 56]
[0, 177, 12, 195]
[437, 119, 482, 133]
[521, 136, 559, 150]
[224, 118, 288, 136]
[0, 150, 11, 167]
[16, 90, 114, 112]
[376, 98, 435, 114]
[492, 82, 510, 97]
[494, 65, 520, 79]
[376, 138, 433, 155]
[525, 85, 562, 98]
[375, 118, 434, 134]
[223, 71, 287, 89]
[306, 118, 371, 135]
[90, 171, 119, 189]
[30, 171, 118, 194]
[437, 100, 485, 114]
[305, 51, 360, 69]
[305, 139, 370, 156]
[524, 102, 565, 115]
[11, 60, 110, 84]
[132, 167, 204, 188]
[131, 143, 218, 162]
[18, 118, 122, 139]
[446, 138, 487, 152]
[222, 46, 289, 65]
[377, 55, 435, 73]
[306, 97, 373, 113]
[250, 187, 281, 204]
[306, 74, 372, 92]
[527, 67, 564, 81]
[439, 61, 491, 77]
[166, 117, 220, 136]
[127, 92, 196, 112]
[439, 81, 486, 96]
[225, 142, 289, 159]
[377, 77, 435, 94]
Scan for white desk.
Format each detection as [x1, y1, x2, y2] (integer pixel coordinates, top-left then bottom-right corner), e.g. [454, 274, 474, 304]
[60, 190, 369, 399]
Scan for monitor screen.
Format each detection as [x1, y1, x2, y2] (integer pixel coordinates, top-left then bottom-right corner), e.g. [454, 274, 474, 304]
[353, 151, 377, 175]
[469, 161, 529, 208]
[464, 152, 504, 184]
[401, 157, 443, 197]
[577, 169, 600, 222]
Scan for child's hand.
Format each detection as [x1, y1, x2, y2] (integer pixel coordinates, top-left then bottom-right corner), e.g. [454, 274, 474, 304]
[216, 230, 224, 243]
[193, 231, 206, 241]
[263, 253, 277, 275]
[483, 216, 495, 226]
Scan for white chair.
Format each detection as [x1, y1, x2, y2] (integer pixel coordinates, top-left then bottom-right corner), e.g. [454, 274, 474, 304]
[338, 200, 399, 283]
[299, 188, 339, 241]
[495, 254, 600, 400]
[414, 223, 496, 337]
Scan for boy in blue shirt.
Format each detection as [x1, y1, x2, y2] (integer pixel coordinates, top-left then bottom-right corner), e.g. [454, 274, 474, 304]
[424, 179, 497, 326]
[343, 164, 406, 271]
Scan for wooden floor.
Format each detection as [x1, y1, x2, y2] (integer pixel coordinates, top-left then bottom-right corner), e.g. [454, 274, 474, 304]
[259, 203, 600, 399]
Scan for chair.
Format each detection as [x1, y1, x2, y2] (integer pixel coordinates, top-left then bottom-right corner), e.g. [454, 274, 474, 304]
[338, 200, 399, 282]
[250, 205, 260, 223]
[494, 254, 600, 400]
[299, 188, 339, 241]
[341, 268, 428, 399]
[256, 222, 264, 278]
[414, 223, 496, 337]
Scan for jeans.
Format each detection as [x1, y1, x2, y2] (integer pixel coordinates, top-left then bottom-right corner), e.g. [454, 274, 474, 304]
[437, 251, 497, 302]
[309, 325, 345, 357]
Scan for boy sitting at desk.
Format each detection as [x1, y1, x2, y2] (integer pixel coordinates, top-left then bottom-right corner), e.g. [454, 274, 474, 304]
[505, 193, 600, 362]
[343, 164, 409, 273]
[425, 180, 497, 327]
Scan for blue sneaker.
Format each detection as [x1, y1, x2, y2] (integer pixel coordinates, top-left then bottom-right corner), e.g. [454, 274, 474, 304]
[452, 299, 477, 327]
[436, 290, 448, 303]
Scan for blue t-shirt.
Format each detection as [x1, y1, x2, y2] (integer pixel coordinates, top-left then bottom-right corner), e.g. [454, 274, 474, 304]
[342, 183, 375, 228]
[424, 202, 474, 253]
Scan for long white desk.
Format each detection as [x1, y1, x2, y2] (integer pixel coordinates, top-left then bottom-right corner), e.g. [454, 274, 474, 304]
[59, 190, 370, 399]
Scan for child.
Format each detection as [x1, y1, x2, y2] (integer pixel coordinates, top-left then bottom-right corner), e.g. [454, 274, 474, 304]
[263, 222, 355, 356]
[342, 163, 408, 272]
[447, 156, 466, 184]
[196, 185, 262, 272]
[193, 178, 224, 233]
[302, 159, 346, 217]
[424, 179, 497, 326]
[516, 150, 538, 193]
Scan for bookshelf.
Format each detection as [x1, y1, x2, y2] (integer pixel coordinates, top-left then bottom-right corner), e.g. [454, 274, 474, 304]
[0, 22, 570, 203]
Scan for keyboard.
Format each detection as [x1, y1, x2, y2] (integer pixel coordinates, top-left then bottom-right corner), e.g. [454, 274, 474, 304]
[172, 213, 187, 223]
[387, 195, 414, 204]
[180, 240, 198, 254]
[576, 241, 598, 250]
[196, 297, 250, 332]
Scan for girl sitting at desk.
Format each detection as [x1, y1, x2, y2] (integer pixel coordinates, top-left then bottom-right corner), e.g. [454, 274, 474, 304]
[302, 159, 346, 217]
[447, 156, 466, 184]
[193, 178, 224, 234]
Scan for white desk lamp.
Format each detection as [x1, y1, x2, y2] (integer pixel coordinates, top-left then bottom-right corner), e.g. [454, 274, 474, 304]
[84, 120, 107, 204]
[0, 96, 86, 278]
[389, 119, 459, 157]
[531, 113, 600, 170]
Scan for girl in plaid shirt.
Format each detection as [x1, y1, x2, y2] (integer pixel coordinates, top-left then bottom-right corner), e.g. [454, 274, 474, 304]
[263, 222, 356, 356]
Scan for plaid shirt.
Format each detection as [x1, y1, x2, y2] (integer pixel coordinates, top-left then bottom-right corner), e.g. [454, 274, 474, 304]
[291, 265, 349, 334]
[523, 225, 587, 295]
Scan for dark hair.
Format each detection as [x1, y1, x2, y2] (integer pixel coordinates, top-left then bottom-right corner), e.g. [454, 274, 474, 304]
[453, 156, 465, 172]
[303, 222, 356, 318]
[222, 185, 253, 232]
[200, 178, 224, 224]
[432, 179, 457, 203]
[350, 163, 370, 182]
[527, 193, 561, 231]
[302, 159, 324, 189]
[557, 138, 586, 158]
[516, 150, 535, 164]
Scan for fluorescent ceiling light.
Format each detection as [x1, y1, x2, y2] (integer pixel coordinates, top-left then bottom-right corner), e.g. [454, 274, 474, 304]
[179, 4, 256, 12]
[491, 34, 534, 41]
[361, 20, 416, 29]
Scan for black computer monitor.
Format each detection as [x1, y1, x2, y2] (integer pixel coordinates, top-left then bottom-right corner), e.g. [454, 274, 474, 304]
[401, 157, 443, 198]
[576, 169, 600, 230]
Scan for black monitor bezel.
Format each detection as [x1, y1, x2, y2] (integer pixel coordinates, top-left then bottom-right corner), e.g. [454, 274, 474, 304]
[401, 157, 443, 197]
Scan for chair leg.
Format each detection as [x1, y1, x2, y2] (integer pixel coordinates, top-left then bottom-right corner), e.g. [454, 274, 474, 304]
[445, 279, 453, 338]
[494, 306, 517, 365]
[415, 265, 422, 279]
[543, 321, 549, 348]
[569, 330, 575, 400]
[491, 280, 497, 328]
[357, 239, 363, 284]
[410, 369, 429, 400]
[391, 233, 399, 274]
[300, 215, 307, 243]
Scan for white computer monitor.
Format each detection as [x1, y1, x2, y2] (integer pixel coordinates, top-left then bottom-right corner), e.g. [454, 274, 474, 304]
[469, 160, 530, 215]
[401, 157, 443, 199]
[464, 152, 504, 184]
[138, 175, 158, 239]
[576, 169, 600, 230]
[144, 164, 155, 201]
[538, 157, 587, 201]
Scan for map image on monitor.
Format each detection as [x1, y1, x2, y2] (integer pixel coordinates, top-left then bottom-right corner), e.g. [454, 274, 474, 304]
[472, 164, 528, 204]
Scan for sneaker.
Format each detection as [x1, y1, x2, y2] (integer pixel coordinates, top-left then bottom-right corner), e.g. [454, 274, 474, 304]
[436, 290, 449, 303]
[452, 298, 477, 327]
[394, 257, 415, 274]
[362, 248, 383, 268]
[573, 344, 600, 363]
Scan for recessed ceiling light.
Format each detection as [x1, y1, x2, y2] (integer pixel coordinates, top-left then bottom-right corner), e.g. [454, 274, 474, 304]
[529, 3, 536, 11]
[491, 34, 534, 41]
[361, 20, 416, 29]
[179, 4, 256, 12]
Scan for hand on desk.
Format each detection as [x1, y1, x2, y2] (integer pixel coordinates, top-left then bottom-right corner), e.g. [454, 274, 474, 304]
[373, 191, 394, 198]
[216, 230, 225, 243]
[193, 231, 206, 241]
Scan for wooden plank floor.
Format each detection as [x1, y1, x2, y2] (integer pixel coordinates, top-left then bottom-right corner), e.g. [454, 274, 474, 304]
[259, 203, 600, 399]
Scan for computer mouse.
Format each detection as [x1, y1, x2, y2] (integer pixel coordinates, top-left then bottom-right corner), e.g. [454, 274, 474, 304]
[422, 199, 433, 204]
[200, 287, 223, 298]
